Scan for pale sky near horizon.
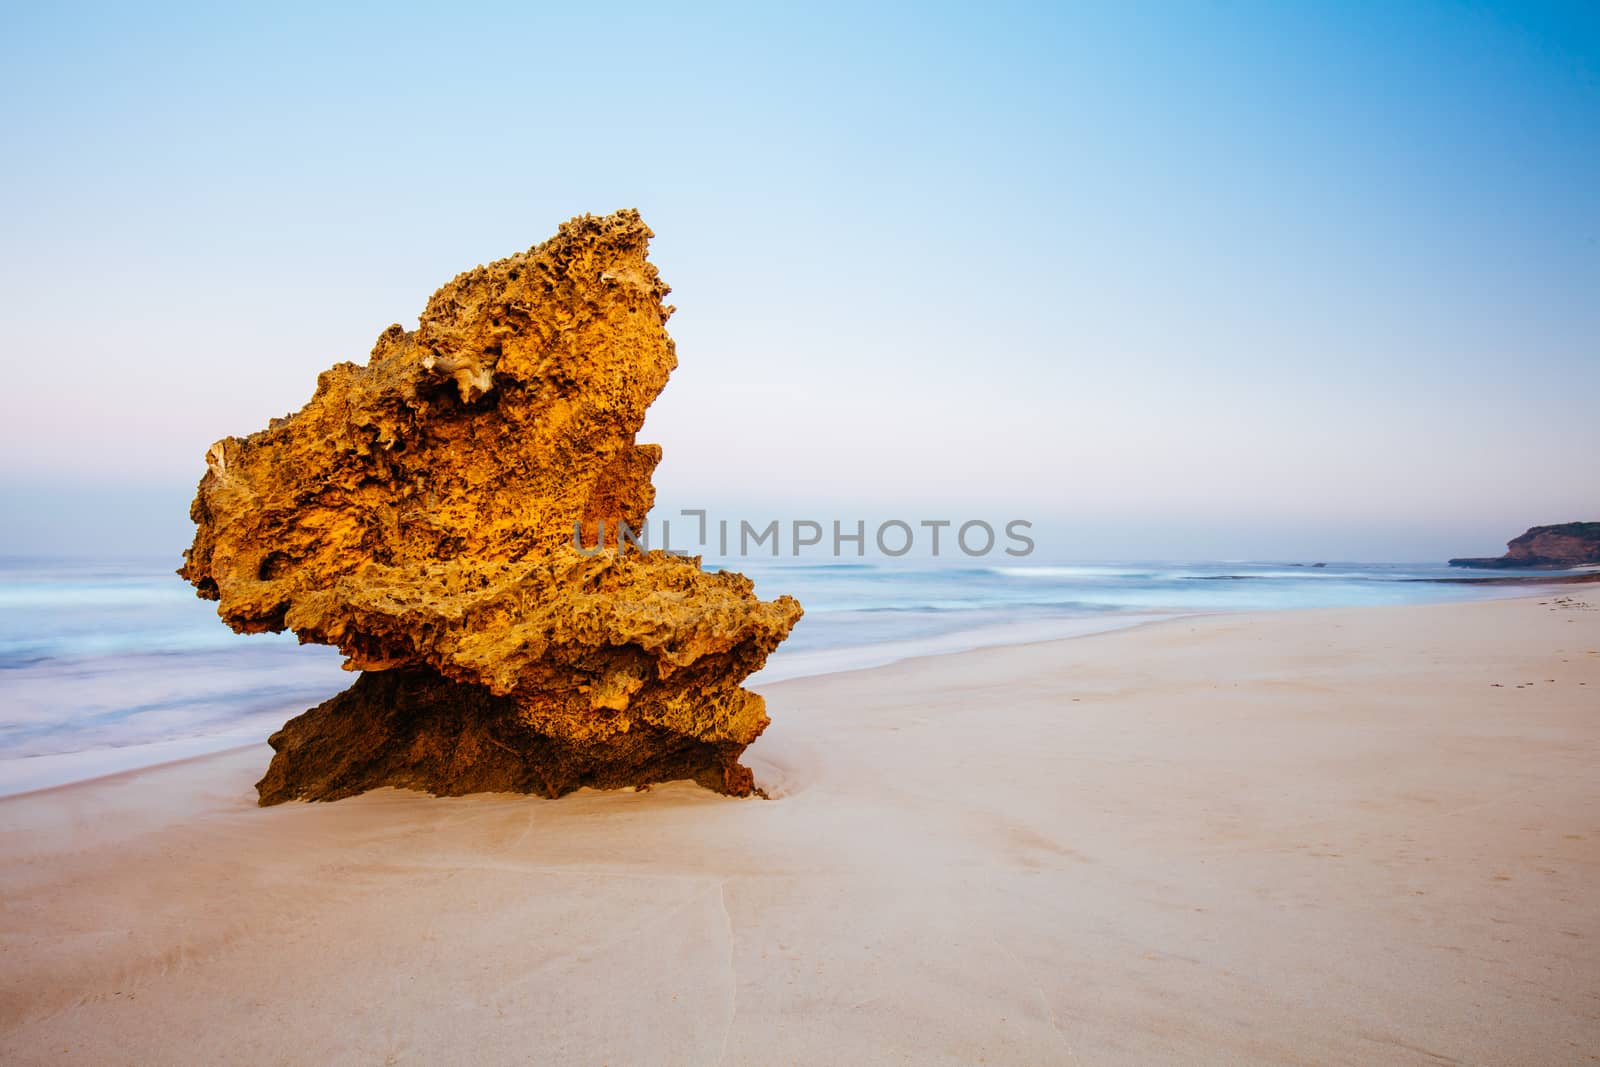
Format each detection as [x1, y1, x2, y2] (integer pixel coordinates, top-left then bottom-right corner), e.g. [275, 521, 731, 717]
[2, 1, 1596, 561]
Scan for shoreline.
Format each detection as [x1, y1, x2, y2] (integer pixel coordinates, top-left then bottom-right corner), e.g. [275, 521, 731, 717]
[0, 585, 1583, 803]
[0, 611, 1180, 802]
[1411, 570, 1600, 585]
[3, 591, 1597, 1063]
[0, 739, 267, 805]
[5, 559, 1589, 802]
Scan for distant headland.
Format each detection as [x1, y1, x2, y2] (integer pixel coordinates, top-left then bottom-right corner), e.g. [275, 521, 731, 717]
[1449, 522, 1600, 569]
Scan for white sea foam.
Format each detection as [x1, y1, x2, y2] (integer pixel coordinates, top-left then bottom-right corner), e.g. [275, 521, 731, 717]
[985, 565, 1158, 579]
[751, 613, 1172, 684]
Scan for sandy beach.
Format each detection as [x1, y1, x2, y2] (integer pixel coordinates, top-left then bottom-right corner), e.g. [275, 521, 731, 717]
[2, 592, 1596, 1065]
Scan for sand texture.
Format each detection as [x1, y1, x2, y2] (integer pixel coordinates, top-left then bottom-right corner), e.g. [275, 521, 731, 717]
[2, 594, 1596, 1064]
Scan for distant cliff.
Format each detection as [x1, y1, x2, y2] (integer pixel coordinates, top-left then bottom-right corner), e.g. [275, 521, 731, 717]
[1449, 522, 1600, 569]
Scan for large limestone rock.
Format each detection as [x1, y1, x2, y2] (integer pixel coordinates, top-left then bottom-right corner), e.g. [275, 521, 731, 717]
[180, 210, 802, 804]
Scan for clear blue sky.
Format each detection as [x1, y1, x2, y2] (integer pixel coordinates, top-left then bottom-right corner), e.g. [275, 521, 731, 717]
[2, 1, 1595, 560]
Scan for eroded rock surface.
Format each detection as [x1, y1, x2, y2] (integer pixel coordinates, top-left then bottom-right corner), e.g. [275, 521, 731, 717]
[180, 210, 802, 804]
[1449, 522, 1600, 569]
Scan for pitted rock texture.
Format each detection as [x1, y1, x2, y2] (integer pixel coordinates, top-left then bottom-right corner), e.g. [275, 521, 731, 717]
[180, 210, 802, 804]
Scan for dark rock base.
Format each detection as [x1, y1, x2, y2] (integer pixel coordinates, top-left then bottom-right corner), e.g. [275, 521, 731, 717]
[256, 667, 760, 805]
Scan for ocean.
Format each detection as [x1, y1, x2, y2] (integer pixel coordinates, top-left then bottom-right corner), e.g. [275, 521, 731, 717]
[0, 555, 1574, 797]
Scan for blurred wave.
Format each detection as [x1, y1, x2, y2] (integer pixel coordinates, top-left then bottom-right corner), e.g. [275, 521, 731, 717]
[0, 555, 1571, 795]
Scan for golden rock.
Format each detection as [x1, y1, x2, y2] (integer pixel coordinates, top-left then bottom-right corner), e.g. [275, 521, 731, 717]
[180, 210, 802, 804]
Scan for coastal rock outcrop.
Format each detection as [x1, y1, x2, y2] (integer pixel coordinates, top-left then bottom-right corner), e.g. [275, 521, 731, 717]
[1449, 522, 1600, 569]
[180, 210, 802, 804]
